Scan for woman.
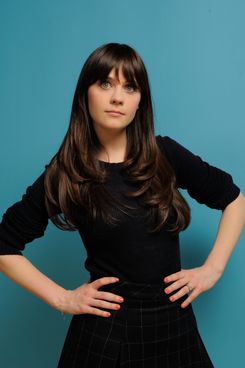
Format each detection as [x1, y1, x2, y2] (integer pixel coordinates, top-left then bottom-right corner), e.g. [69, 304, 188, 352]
[0, 43, 244, 367]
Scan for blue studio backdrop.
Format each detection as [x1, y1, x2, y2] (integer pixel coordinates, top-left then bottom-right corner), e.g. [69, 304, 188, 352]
[0, 1, 244, 367]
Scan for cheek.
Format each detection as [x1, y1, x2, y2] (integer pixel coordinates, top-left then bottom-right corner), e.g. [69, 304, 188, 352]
[87, 90, 100, 116]
[128, 96, 141, 115]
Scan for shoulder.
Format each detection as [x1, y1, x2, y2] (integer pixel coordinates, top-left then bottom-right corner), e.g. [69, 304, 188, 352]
[155, 134, 173, 148]
[155, 134, 191, 167]
[155, 135, 241, 209]
[156, 134, 188, 151]
[155, 134, 184, 154]
[155, 135, 174, 155]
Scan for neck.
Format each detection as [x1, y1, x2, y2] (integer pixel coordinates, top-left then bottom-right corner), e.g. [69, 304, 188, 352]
[94, 127, 127, 162]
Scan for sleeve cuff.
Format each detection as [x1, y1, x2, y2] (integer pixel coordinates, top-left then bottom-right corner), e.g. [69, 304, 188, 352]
[0, 243, 23, 256]
[218, 184, 241, 210]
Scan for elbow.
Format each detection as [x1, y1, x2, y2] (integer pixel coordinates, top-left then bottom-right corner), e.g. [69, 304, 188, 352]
[223, 191, 245, 224]
[0, 253, 23, 271]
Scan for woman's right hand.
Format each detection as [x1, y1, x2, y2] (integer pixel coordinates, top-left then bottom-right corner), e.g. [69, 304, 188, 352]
[57, 277, 124, 317]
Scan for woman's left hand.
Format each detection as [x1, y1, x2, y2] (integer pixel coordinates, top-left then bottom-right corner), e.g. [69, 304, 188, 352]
[163, 264, 223, 308]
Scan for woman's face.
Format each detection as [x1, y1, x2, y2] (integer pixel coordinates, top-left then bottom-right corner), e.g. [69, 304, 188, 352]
[87, 67, 141, 134]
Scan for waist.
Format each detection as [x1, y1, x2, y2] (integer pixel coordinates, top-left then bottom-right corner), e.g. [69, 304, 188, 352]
[89, 274, 186, 306]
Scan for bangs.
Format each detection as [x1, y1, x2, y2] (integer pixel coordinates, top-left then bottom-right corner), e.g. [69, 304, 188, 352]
[86, 45, 142, 90]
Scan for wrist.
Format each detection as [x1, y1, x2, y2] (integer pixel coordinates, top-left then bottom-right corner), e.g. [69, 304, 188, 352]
[202, 260, 224, 277]
[53, 288, 72, 313]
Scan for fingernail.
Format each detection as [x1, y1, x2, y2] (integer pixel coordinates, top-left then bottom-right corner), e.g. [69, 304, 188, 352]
[164, 277, 168, 283]
[165, 289, 170, 294]
[170, 296, 174, 302]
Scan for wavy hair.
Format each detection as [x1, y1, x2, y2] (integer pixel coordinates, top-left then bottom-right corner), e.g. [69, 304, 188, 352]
[44, 42, 190, 234]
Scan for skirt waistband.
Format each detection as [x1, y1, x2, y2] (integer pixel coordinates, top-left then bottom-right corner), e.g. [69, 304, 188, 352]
[89, 275, 176, 303]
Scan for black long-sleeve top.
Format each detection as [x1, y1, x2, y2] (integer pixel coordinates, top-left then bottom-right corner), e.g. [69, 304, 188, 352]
[0, 136, 240, 283]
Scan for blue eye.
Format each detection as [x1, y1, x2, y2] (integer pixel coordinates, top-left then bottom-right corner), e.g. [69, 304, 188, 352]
[100, 79, 110, 89]
[125, 84, 135, 92]
[125, 83, 139, 93]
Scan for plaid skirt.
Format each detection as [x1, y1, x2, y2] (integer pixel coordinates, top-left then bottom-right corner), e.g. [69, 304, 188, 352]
[57, 278, 214, 367]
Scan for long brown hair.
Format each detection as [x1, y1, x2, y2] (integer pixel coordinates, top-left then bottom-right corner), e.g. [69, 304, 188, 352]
[44, 42, 190, 234]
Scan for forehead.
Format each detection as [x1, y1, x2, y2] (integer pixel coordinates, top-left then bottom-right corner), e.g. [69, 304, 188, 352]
[88, 59, 140, 88]
[101, 58, 136, 77]
[107, 67, 127, 82]
[105, 66, 139, 88]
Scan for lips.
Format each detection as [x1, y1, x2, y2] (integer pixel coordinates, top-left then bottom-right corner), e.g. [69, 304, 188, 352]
[105, 110, 125, 115]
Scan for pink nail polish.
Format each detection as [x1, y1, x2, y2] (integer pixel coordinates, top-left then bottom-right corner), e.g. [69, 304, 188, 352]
[170, 296, 174, 302]
[165, 289, 170, 294]
[164, 277, 168, 283]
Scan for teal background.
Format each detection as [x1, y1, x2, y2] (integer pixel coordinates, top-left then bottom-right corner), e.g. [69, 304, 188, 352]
[0, 1, 244, 367]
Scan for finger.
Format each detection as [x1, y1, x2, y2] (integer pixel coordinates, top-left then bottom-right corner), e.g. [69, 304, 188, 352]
[180, 289, 200, 308]
[86, 306, 112, 318]
[91, 277, 119, 289]
[164, 278, 188, 294]
[169, 285, 191, 302]
[92, 298, 121, 311]
[164, 269, 186, 283]
[96, 291, 124, 303]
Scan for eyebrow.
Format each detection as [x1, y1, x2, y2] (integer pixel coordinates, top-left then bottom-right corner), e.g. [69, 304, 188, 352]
[106, 76, 139, 87]
[106, 76, 127, 83]
[100, 75, 139, 89]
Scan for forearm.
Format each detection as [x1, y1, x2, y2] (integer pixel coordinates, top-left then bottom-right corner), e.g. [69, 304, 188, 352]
[204, 191, 245, 273]
[0, 254, 67, 311]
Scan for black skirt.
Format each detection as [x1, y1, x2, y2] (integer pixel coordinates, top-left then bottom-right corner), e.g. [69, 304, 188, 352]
[57, 278, 214, 367]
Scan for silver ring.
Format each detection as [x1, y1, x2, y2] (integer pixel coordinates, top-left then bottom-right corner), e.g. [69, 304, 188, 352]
[186, 285, 193, 294]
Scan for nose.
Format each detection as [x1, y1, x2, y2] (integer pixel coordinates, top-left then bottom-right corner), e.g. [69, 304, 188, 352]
[110, 86, 124, 105]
